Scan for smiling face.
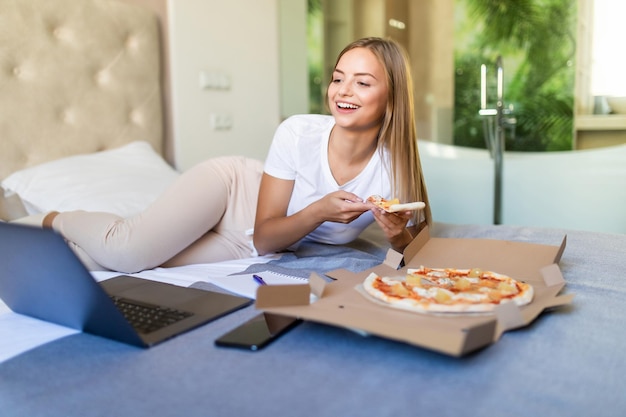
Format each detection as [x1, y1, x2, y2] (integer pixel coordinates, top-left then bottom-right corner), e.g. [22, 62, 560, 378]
[327, 47, 389, 134]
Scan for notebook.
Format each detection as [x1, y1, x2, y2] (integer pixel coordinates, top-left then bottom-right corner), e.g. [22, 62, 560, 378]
[209, 270, 309, 300]
[0, 222, 252, 347]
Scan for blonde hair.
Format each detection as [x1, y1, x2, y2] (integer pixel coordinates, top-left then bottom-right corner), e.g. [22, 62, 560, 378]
[333, 37, 432, 226]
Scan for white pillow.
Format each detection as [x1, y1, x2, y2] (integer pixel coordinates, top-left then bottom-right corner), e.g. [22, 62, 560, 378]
[2, 141, 179, 217]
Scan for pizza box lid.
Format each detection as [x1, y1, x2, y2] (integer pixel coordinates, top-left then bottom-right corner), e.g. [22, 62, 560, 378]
[255, 226, 573, 357]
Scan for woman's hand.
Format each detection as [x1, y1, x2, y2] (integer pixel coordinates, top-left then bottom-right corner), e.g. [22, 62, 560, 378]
[254, 174, 371, 255]
[310, 190, 371, 224]
[370, 207, 414, 253]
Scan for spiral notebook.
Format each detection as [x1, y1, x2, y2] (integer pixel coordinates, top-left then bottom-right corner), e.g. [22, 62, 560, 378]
[207, 270, 309, 300]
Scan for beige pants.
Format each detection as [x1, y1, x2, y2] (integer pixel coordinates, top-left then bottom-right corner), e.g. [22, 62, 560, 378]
[52, 156, 264, 272]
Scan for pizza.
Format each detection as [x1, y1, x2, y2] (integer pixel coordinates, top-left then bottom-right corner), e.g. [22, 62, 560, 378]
[362, 266, 534, 314]
[367, 195, 425, 213]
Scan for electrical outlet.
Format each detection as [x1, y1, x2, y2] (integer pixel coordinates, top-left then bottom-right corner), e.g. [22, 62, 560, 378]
[209, 113, 233, 130]
[199, 70, 231, 90]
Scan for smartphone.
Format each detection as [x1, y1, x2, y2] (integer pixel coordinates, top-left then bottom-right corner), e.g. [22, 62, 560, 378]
[215, 313, 301, 351]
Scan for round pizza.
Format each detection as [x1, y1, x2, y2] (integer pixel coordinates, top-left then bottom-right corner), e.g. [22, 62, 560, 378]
[362, 266, 534, 314]
[367, 195, 425, 213]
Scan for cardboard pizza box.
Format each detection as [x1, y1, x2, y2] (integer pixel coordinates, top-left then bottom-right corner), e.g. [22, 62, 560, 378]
[255, 226, 573, 357]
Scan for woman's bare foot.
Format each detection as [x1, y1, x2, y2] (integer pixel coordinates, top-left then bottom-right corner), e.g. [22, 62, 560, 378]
[42, 211, 59, 228]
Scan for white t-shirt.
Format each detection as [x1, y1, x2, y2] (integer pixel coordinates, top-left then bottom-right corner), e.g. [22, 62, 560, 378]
[264, 114, 392, 246]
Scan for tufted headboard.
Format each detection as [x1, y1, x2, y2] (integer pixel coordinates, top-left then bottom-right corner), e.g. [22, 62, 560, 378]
[0, 0, 164, 180]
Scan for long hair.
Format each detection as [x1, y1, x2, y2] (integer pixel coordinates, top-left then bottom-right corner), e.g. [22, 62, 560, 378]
[333, 37, 432, 226]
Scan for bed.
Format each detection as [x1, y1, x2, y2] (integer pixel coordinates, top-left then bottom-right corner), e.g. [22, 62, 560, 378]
[1, 1, 626, 416]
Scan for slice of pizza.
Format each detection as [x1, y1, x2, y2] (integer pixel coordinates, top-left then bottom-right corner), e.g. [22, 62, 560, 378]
[367, 195, 425, 213]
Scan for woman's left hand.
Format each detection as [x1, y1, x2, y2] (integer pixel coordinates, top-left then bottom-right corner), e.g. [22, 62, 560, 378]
[370, 208, 414, 252]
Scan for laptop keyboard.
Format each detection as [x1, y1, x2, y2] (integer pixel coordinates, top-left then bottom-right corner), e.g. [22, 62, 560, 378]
[111, 296, 194, 334]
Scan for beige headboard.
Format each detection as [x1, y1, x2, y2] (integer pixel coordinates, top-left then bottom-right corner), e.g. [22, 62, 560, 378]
[0, 0, 164, 180]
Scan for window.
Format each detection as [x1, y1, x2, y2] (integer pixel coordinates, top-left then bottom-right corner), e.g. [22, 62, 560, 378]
[590, 0, 626, 97]
[453, 0, 577, 151]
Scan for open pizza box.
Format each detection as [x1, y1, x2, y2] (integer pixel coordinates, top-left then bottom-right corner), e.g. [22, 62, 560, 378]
[255, 226, 574, 357]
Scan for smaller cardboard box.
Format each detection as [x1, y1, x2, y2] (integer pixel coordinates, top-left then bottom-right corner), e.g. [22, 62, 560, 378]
[256, 226, 573, 356]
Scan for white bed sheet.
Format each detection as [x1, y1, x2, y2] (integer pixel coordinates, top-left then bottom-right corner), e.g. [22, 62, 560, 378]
[0, 254, 281, 364]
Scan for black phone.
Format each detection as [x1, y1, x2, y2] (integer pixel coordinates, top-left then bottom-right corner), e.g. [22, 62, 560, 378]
[215, 313, 301, 351]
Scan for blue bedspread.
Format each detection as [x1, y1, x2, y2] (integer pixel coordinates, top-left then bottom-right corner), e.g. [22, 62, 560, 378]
[2, 223, 625, 417]
[237, 236, 389, 279]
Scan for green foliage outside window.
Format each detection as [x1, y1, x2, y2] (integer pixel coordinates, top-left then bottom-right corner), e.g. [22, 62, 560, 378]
[454, 0, 577, 151]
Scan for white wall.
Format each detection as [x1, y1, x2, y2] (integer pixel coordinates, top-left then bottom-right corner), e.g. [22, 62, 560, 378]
[167, 0, 282, 170]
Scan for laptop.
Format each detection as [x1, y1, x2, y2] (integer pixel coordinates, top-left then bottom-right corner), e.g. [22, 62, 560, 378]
[0, 222, 252, 347]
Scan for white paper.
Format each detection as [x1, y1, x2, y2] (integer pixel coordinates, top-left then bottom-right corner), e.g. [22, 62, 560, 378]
[207, 270, 308, 300]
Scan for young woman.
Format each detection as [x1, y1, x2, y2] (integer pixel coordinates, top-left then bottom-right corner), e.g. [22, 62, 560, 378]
[37, 37, 431, 272]
[253, 36, 431, 255]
